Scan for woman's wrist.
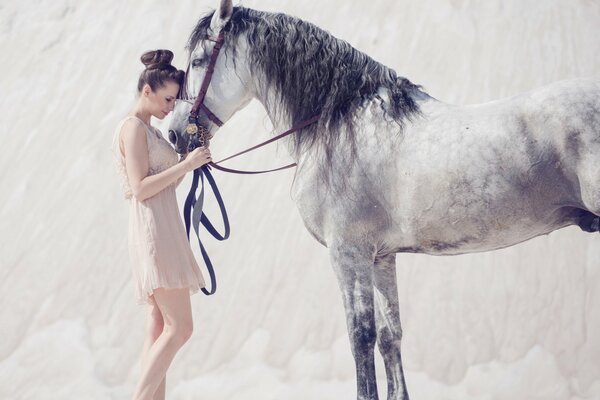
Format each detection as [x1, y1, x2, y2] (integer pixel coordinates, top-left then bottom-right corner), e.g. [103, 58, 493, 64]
[178, 153, 190, 171]
[184, 160, 194, 173]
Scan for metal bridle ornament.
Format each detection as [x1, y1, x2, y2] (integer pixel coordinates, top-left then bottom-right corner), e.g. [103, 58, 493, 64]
[185, 121, 213, 149]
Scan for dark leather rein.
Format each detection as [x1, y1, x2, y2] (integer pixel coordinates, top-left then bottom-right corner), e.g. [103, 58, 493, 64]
[181, 29, 320, 295]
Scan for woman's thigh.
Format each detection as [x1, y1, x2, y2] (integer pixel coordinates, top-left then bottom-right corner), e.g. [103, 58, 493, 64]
[152, 287, 193, 332]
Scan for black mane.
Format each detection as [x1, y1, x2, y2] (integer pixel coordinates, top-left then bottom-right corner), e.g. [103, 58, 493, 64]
[188, 7, 425, 166]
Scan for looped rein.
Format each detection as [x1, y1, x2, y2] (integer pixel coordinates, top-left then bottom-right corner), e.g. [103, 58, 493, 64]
[183, 165, 229, 296]
[182, 28, 320, 295]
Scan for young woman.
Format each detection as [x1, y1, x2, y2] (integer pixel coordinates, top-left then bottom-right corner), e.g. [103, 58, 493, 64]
[112, 49, 211, 400]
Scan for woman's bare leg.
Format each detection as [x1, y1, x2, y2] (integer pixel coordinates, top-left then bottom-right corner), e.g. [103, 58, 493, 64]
[140, 295, 166, 400]
[132, 288, 193, 400]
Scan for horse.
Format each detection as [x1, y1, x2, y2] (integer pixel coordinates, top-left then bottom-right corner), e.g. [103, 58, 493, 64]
[168, 1, 600, 399]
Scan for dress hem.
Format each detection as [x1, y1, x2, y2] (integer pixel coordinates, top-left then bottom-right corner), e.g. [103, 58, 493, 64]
[136, 283, 206, 306]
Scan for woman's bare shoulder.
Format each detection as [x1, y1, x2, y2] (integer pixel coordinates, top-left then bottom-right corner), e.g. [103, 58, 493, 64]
[118, 117, 149, 157]
[120, 117, 148, 142]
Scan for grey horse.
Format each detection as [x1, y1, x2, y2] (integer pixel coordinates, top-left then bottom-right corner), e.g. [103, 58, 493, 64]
[168, 1, 600, 399]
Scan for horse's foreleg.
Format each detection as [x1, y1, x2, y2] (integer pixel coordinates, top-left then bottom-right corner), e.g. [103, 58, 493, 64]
[330, 244, 379, 400]
[373, 254, 409, 400]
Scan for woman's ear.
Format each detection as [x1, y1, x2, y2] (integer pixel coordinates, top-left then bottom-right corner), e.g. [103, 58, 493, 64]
[142, 83, 152, 97]
[210, 0, 233, 33]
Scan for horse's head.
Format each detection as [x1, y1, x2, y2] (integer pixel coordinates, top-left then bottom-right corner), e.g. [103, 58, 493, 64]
[169, 0, 253, 154]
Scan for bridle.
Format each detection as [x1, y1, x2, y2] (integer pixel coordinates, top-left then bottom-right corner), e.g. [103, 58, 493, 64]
[180, 26, 321, 297]
[181, 28, 321, 174]
[183, 30, 225, 149]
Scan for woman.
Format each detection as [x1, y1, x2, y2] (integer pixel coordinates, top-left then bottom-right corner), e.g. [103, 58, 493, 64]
[111, 49, 211, 400]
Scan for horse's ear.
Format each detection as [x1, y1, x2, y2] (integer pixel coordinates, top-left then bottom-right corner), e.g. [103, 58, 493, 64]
[211, 0, 233, 33]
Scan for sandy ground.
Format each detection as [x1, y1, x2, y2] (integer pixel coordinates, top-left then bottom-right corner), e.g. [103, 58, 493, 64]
[1, 0, 599, 399]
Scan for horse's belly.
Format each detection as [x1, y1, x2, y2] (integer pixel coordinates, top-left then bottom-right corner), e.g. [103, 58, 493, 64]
[402, 218, 560, 255]
[391, 195, 571, 255]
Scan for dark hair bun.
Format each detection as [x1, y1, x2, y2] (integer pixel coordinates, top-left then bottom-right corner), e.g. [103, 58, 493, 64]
[140, 49, 174, 70]
[137, 49, 184, 93]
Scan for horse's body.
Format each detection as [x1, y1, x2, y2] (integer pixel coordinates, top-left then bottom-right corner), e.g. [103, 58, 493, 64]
[169, 3, 600, 399]
[298, 79, 600, 257]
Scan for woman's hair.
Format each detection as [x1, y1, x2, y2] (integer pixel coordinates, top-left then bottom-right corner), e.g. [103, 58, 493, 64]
[137, 49, 185, 93]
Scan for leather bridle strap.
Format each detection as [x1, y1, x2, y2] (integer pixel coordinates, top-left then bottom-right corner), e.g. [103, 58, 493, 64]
[183, 165, 230, 296]
[209, 162, 296, 174]
[199, 103, 224, 128]
[190, 30, 226, 126]
[209, 114, 321, 174]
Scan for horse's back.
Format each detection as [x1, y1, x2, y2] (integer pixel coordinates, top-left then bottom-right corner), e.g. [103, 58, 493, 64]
[521, 78, 600, 136]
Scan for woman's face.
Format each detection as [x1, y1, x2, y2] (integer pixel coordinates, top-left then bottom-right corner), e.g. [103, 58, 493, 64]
[142, 81, 179, 120]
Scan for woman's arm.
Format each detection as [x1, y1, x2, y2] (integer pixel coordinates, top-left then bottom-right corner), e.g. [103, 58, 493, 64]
[173, 153, 188, 188]
[120, 119, 191, 201]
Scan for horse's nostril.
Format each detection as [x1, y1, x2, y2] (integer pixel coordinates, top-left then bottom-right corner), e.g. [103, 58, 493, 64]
[168, 130, 177, 144]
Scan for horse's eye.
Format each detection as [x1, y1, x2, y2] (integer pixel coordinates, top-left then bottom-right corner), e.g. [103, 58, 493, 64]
[191, 58, 205, 68]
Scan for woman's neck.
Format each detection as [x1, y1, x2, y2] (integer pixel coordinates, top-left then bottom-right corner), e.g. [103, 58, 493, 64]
[130, 101, 152, 126]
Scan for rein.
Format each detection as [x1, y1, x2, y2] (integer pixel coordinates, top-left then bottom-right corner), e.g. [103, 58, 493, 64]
[182, 28, 320, 295]
[209, 114, 320, 174]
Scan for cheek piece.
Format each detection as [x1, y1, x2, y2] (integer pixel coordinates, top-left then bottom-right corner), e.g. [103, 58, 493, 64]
[185, 30, 226, 152]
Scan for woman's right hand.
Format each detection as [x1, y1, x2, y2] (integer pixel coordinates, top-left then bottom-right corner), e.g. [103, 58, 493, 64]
[184, 146, 212, 172]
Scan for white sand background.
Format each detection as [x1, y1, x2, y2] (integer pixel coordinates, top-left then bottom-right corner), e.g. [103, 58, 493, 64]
[1, 0, 599, 399]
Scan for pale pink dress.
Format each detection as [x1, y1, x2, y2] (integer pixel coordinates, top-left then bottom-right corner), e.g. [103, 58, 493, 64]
[112, 115, 205, 305]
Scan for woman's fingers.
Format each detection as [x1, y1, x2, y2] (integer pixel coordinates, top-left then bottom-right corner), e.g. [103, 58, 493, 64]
[186, 146, 212, 168]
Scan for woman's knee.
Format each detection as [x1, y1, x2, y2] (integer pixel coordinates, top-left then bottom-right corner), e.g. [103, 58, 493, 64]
[179, 322, 193, 343]
[152, 288, 194, 344]
[166, 321, 193, 345]
[148, 315, 165, 340]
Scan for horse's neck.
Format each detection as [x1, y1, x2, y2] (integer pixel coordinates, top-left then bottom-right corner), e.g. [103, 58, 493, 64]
[254, 83, 286, 126]
[254, 85, 300, 158]
[253, 78, 442, 167]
